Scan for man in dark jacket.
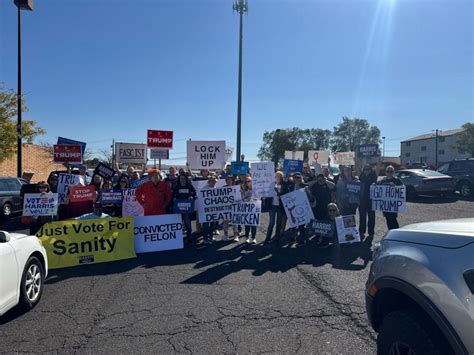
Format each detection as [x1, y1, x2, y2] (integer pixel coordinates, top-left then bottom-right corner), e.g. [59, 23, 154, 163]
[309, 174, 336, 220]
[377, 165, 403, 230]
[359, 165, 378, 238]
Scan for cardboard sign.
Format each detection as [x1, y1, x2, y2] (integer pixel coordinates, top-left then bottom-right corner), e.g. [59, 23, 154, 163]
[310, 220, 334, 238]
[251, 161, 275, 198]
[332, 152, 355, 166]
[147, 130, 173, 149]
[284, 151, 304, 161]
[100, 190, 123, 204]
[69, 185, 96, 203]
[37, 218, 136, 269]
[335, 215, 361, 244]
[94, 162, 115, 180]
[186, 140, 226, 169]
[230, 161, 249, 175]
[57, 174, 84, 204]
[357, 144, 379, 157]
[23, 193, 59, 217]
[232, 200, 261, 226]
[308, 150, 329, 165]
[196, 186, 241, 223]
[370, 185, 406, 213]
[283, 159, 303, 176]
[191, 178, 226, 192]
[115, 143, 147, 164]
[150, 149, 169, 160]
[281, 189, 315, 228]
[133, 214, 183, 253]
[173, 199, 195, 214]
[53, 144, 82, 163]
[122, 188, 144, 216]
[57, 137, 86, 155]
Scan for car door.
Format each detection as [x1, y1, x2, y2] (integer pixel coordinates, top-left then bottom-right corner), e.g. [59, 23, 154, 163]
[0, 240, 19, 312]
[6, 178, 22, 213]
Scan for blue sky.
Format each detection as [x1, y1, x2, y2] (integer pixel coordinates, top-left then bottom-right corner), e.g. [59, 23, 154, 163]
[1, 0, 472, 164]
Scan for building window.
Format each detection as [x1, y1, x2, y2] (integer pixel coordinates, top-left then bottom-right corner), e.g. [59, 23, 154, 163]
[421, 146, 427, 151]
[405, 152, 411, 157]
[439, 149, 445, 155]
[406, 142, 411, 147]
[420, 157, 427, 163]
[438, 137, 445, 143]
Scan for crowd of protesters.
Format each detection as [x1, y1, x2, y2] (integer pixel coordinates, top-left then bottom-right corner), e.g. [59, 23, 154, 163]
[25, 160, 403, 247]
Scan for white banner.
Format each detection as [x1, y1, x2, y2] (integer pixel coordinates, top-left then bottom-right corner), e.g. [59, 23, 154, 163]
[370, 185, 406, 213]
[281, 189, 315, 228]
[133, 214, 183, 253]
[332, 152, 355, 166]
[57, 174, 84, 204]
[251, 161, 275, 198]
[232, 200, 262, 226]
[308, 150, 329, 165]
[335, 215, 361, 244]
[23, 193, 59, 217]
[115, 143, 147, 164]
[122, 188, 144, 216]
[196, 186, 241, 223]
[191, 178, 226, 192]
[186, 140, 226, 170]
[284, 150, 304, 161]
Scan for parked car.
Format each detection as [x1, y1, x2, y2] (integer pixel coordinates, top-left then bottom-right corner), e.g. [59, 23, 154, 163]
[437, 158, 474, 198]
[394, 169, 456, 198]
[0, 177, 29, 219]
[365, 218, 474, 354]
[0, 230, 48, 316]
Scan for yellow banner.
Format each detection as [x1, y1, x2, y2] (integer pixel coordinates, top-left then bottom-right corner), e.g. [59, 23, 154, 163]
[37, 217, 136, 269]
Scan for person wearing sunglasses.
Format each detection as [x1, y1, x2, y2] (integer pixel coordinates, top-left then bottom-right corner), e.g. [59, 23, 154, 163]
[377, 165, 403, 230]
[359, 164, 378, 240]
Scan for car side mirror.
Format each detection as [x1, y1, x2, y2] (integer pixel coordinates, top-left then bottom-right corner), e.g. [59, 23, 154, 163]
[0, 231, 11, 243]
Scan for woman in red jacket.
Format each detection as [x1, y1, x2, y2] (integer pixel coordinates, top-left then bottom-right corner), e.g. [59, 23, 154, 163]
[136, 169, 172, 216]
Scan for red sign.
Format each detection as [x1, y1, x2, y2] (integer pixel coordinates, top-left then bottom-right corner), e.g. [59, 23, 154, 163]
[147, 130, 173, 149]
[69, 185, 96, 203]
[53, 144, 83, 163]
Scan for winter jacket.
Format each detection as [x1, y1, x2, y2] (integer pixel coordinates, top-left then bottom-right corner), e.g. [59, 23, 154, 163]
[136, 180, 172, 216]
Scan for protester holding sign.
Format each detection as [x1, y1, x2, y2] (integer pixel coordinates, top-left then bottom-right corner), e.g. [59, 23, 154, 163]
[289, 173, 309, 246]
[28, 182, 56, 235]
[136, 169, 172, 216]
[47, 173, 59, 193]
[377, 165, 404, 230]
[240, 176, 258, 244]
[200, 175, 219, 244]
[172, 173, 197, 244]
[336, 166, 360, 215]
[223, 175, 239, 241]
[264, 171, 288, 245]
[359, 164, 378, 239]
[308, 174, 336, 220]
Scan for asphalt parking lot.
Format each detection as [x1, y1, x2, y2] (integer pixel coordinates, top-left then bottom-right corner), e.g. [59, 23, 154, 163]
[1, 196, 473, 354]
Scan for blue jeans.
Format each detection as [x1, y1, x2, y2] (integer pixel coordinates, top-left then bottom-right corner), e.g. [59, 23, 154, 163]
[182, 213, 192, 239]
[265, 205, 284, 242]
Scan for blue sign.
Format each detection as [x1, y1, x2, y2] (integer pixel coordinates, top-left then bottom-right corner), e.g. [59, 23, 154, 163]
[173, 199, 195, 214]
[100, 190, 123, 204]
[129, 177, 148, 189]
[357, 144, 379, 157]
[230, 161, 249, 175]
[283, 159, 303, 176]
[310, 220, 334, 238]
[57, 137, 87, 155]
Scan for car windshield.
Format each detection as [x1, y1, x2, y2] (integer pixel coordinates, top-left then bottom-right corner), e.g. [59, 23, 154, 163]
[416, 170, 447, 177]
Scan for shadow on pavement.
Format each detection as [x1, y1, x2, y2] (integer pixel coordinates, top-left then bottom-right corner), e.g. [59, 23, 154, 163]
[407, 195, 459, 204]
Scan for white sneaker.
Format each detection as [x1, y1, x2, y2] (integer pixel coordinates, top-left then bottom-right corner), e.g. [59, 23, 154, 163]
[252, 238, 257, 245]
[246, 238, 251, 243]
[233, 235, 239, 242]
[213, 230, 220, 236]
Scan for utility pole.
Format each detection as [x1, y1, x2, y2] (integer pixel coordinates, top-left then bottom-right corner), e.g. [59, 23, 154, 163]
[233, 0, 248, 162]
[434, 129, 439, 168]
[382, 136, 386, 161]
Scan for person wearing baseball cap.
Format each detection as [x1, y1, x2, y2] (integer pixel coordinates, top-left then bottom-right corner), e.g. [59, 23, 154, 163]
[136, 169, 172, 216]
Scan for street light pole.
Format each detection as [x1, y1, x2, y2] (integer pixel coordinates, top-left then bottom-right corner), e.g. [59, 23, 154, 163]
[382, 136, 386, 161]
[233, 0, 248, 162]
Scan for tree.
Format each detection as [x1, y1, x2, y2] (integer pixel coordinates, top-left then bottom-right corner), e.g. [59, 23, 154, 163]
[331, 117, 380, 152]
[452, 123, 474, 157]
[257, 127, 332, 163]
[0, 89, 46, 162]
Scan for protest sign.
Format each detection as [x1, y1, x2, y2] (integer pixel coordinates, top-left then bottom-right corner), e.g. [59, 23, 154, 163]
[332, 152, 355, 166]
[370, 185, 406, 213]
[100, 190, 123, 204]
[357, 144, 379, 157]
[147, 130, 173, 149]
[173, 199, 195, 214]
[347, 181, 361, 196]
[53, 144, 82, 163]
[94, 162, 115, 180]
[251, 161, 275, 198]
[57, 174, 84, 204]
[122, 188, 144, 216]
[134, 214, 183, 253]
[335, 215, 361, 244]
[225, 146, 233, 162]
[57, 137, 86, 155]
[196, 186, 241, 223]
[310, 220, 334, 238]
[281, 189, 315, 228]
[129, 177, 148, 189]
[313, 163, 323, 175]
[23, 193, 59, 217]
[69, 185, 96, 203]
[283, 159, 303, 176]
[191, 178, 226, 192]
[115, 143, 147, 164]
[284, 151, 304, 161]
[37, 217, 135, 269]
[232, 200, 261, 226]
[150, 149, 169, 160]
[230, 161, 249, 175]
[308, 150, 329, 165]
[186, 140, 226, 169]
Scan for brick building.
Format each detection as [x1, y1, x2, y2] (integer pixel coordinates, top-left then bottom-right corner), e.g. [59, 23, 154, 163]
[0, 144, 65, 183]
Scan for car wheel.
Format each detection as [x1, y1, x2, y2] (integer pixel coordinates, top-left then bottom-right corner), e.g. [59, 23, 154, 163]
[458, 181, 472, 198]
[406, 186, 417, 199]
[377, 310, 447, 355]
[2, 202, 13, 218]
[19, 256, 44, 310]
